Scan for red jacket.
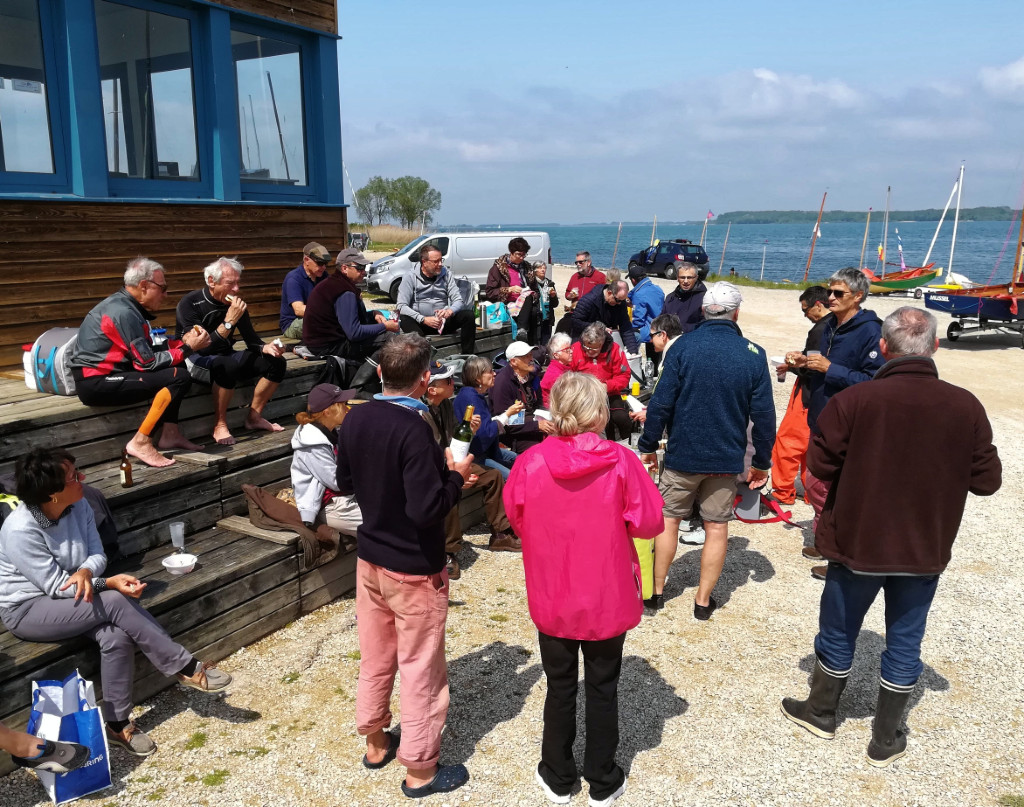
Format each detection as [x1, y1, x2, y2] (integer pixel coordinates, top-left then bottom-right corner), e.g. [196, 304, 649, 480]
[808, 357, 1001, 574]
[564, 269, 607, 303]
[570, 340, 630, 396]
[503, 431, 664, 640]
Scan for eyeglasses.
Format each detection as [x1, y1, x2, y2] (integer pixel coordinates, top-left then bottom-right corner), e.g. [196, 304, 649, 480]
[511, 251, 527, 259]
[65, 467, 84, 485]
[828, 289, 848, 299]
[582, 344, 602, 354]
[679, 275, 697, 282]
[147, 280, 168, 292]
[651, 330, 665, 338]
[343, 263, 368, 273]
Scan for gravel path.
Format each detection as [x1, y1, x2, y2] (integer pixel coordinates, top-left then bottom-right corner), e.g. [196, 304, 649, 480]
[3, 277, 1022, 807]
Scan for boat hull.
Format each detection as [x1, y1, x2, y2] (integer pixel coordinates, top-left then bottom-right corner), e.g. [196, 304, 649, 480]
[924, 286, 1023, 320]
[869, 268, 942, 293]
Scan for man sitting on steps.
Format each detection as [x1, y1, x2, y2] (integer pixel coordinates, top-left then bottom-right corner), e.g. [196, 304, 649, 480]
[176, 257, 287, 446]
[72, 258, 211, 468]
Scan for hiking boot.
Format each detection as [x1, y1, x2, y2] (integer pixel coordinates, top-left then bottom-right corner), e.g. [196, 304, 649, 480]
[802, 546, 824, 560]
[693, 597, 718, 621]
[12, 740, 91, 773]
[177, 661, 232, 693]
[768, 491, 796, 506]
[811, 565, 828, 581]
[487, 532, 522, 552]
[781, 658, 849, 739]
[867, 683, 913, 767]
[446, 555, 461, 580]
[106, 722, 157, 757]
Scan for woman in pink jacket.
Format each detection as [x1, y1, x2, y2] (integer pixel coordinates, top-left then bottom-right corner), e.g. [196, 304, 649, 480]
[570, 322, 633, 442]
[503, 372, 664, 806]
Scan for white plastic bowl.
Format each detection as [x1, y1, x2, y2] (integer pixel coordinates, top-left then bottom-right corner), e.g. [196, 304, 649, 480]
[162, 553, 197, 575]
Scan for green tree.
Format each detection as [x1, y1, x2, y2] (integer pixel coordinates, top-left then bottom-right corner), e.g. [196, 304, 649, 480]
[353, 176, 393, 225]
[388, 176, 442, 229]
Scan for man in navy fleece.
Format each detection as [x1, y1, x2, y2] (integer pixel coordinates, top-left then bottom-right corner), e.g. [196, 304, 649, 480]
[337, 334, 474, 799]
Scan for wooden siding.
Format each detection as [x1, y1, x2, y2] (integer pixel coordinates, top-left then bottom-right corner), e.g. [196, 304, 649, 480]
[217, 0, 337, 34]
[0, 200, 347, 372]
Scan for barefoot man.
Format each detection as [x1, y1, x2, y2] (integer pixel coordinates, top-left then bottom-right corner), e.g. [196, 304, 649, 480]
[176, 257, 287, 445]
[72, 258, 210, 467]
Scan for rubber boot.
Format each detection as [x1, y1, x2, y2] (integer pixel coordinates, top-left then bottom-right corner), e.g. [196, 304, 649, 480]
[780, 658, 849, 739]
[866, 683, 912, 767]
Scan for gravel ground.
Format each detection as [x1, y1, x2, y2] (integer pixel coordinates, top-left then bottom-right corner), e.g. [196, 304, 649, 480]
[3, 272, 1022, 807]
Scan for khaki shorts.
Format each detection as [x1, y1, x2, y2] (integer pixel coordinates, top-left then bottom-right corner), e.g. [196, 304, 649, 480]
[659, 468, 737, 523]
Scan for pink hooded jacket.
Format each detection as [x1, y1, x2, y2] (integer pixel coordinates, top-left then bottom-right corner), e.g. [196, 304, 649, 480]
[503, 431, 665, 641]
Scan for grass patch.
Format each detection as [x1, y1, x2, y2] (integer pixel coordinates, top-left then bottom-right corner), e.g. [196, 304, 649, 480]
[134, 774, 153, 784]
[998, 796, 1024, 807]
[183, 775, 198, 784]
[267, 723, 279, 732]
[488, 614, 509, 623]
[704, 272, 817, 290]
[229, 747, 270, 758]
[346, 650, 362, 660]
[145, 787, 166, 801]
[183, 731, 207, 751]
[496, 587, 507, 593]
[281, 671, 301, 684]
[201, 769, 231, 787]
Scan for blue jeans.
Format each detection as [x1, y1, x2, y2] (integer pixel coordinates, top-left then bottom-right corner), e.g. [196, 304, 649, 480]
[483, 447, 518, 480]
[814, 563, 939, 688]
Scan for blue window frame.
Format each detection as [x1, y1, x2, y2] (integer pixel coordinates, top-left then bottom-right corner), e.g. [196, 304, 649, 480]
[0, 0, 69, 191]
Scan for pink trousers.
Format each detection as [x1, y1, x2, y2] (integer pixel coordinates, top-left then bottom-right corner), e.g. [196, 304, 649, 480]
[355, 558, 450, 769]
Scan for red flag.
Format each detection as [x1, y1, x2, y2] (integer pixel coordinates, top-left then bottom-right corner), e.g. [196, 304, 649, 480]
[706, 211, 714, 219]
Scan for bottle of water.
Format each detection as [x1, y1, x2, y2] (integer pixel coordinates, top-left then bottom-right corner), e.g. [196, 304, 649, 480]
[151, 328, 167, 346]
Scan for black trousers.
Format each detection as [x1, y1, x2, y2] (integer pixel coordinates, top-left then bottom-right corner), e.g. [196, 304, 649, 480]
[188, 350, 286, 389]
[606, 396, 632, 442]
[513, 296, 540, 345]
[399, 308, 477, 354]
[537, 630, 627, 801]
[309, 332, 389, 364]
[74, 366, 191, 424]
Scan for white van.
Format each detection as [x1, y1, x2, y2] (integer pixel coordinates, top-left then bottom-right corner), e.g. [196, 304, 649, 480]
[366, 231, 552, 302]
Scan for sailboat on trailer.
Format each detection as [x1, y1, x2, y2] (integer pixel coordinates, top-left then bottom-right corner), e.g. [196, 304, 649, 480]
[865, 186, 941, 294]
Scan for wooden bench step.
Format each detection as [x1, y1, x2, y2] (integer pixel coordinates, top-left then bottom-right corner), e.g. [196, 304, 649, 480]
[216, 514, 298, 545]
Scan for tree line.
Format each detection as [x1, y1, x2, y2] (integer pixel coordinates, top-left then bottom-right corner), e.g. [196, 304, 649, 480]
[715, 207, 1014, 224]
[353, 176, 442, 229]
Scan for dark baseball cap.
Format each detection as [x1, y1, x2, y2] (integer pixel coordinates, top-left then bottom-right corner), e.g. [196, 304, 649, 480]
[303, 242, 331, 264]
[335, 247, 371, 267]
[627, 264, 646, 279]
[428, 359, 456, 381]
[307, 383, 357, 412]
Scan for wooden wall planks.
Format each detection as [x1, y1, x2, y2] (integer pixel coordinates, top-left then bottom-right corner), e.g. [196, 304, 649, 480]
[215, 0, 337, 34]
[0, 200, 348, 372]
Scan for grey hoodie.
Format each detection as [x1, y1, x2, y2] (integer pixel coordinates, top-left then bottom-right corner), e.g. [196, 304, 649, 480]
[290, 422, 343, 523]
[397, 267, 465, 322]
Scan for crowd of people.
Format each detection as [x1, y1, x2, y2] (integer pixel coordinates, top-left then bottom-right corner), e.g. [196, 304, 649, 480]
[0, 240, 1003, 805]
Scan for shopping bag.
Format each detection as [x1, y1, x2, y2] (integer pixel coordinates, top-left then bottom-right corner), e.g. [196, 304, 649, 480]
[27, 670, 112, 804]
[632, 537, 655, 600]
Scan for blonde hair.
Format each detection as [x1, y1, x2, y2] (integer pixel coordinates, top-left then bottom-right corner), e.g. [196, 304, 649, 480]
[295, 401, 348, 427]
[550, 372, 608, 436]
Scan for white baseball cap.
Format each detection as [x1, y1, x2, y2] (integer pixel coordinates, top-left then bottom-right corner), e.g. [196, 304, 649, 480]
[505, 341, 536, 360]
[703, 282, 743, 311]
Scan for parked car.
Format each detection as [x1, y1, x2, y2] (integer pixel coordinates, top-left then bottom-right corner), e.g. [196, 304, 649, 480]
[627, 239, 709, 280]
[366, 231, 552, 303]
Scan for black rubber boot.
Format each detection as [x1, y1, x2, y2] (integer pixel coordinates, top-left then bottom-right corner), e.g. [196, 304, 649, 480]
[866, 683, 912, 767]
[781, 658, 849, 739]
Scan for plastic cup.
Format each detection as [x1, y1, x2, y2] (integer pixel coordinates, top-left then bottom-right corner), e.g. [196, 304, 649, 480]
[169, 521, 185, 551]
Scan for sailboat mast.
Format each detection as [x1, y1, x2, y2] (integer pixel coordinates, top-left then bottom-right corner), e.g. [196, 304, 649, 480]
[610, 222, 622, 270]
[650, 216, 657, 246]
[1011, 204, 1024, 293]
[718, 221, 732, 275]
[699, 214, 709, 247]
[949, 169, 964, 278]
[802, 191, 827, 282]
[859, 208, 871, 268]
[881, 187, 890, 280]
[923, 164, 962, 275]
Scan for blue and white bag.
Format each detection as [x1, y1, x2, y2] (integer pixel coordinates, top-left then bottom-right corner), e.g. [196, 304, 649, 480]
[27, 670, 112, 804]
[25, 328, 79, 396]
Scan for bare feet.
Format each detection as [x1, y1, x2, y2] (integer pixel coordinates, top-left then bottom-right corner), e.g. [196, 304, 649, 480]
[126, 435, 175, 468]
[156, 425, 204, 452]
[245, 411, 284, 433]
[213, 422, 236, 446]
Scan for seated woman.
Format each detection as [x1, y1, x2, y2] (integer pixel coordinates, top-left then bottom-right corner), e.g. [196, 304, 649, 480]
[453, 357, 522, 480]
[502, 372, 663, 805]
[570, 322, 632, 442]
[290, 383, 362, 537]
[539, 333, 572, 408]
[0, 448, 231, 758]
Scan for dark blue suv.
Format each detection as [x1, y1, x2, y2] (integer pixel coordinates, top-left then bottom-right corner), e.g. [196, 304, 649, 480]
[627, 239, 709, 280]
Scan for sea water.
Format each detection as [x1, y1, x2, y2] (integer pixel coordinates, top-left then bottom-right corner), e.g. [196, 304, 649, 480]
[528, 220, 1020, 285]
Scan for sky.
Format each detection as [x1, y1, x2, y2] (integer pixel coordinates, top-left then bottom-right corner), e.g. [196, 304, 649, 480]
[336, 0, 1024, 225]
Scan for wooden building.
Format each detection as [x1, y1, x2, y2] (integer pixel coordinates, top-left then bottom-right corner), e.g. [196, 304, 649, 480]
[0, 0, 348, 372]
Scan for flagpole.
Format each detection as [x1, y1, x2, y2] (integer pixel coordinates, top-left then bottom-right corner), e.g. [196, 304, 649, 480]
[718, 221, 732, 275]
[610, 222, 623, 269]
[760, 241, 767, 281]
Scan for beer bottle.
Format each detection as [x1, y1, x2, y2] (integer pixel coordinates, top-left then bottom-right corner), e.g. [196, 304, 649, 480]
[119, 449, 133, 488]
[450, 405, 474, 462]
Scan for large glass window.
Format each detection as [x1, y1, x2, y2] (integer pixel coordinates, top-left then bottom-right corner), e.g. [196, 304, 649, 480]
[0, 0, 54, 174]
[232, 30, 306, 187]
[94, 0, 199, 180]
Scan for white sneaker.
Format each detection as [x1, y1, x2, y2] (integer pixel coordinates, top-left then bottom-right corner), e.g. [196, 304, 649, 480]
[589, 779, 626, 806]
[680, 526, 705, 545]
[535, 767, 570, 804]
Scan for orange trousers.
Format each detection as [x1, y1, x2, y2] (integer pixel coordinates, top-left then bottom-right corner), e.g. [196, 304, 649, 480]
[770, 381, 810, 503]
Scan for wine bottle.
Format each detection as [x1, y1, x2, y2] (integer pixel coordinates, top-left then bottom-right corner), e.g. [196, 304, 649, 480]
[450, 405, 474, 462]
[119, 449, 133, 488]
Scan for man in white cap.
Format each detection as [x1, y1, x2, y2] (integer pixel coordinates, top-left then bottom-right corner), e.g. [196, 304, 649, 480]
[637, 282, 776, 620]
[488, 342, 557, 453]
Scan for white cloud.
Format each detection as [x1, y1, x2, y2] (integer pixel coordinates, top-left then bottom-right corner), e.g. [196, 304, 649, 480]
[980, 56, 1024, 97]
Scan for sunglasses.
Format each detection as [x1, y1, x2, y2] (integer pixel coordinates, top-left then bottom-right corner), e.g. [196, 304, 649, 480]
[828, 289, 849, 299]
[574, 259, 589, 265]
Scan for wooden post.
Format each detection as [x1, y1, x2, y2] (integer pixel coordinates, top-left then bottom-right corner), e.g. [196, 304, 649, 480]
[802, 191, 827, 282]
[718, 222, 731, 275]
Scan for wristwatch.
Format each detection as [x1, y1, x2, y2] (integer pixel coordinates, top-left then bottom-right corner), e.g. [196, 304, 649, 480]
[223, 321, 235, 331]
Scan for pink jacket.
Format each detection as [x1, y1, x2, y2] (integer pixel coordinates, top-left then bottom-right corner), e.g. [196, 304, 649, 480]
[503, 431, 665, 640]
[540, 359, 570, 407]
